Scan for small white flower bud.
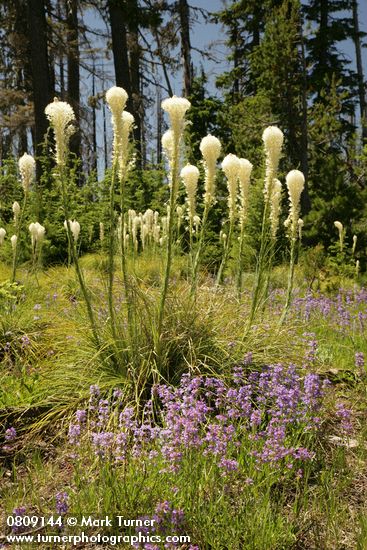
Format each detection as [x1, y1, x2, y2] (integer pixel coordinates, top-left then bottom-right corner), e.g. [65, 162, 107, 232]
[10, 234, 17, 250]
[19, 153, 36, 192]
[143, 209, 154, 234]
[334, 221, 343, 232]
[193, 215, 200, 230]
[286, 170, 305, 239]
[64, 219, 80, 241]
[30, 222, 46, 245]
[334, 221, 344, 251]
[71, 220, 80, 242]
[200, 135, 221, 205]
[352, 234, 357, 255]
[263, 126, 284, 199]
[181, 164, 199, 219]
[0, 227, 6, 245]
[36, 222, 46, 241]
[222, 154, 240, 221]
[12, 201, 21, 217]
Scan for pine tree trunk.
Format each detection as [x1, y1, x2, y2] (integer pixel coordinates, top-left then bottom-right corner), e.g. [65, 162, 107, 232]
[129, 25, 143, 167]
[299, 14, 311, 214]
[156, 85, 162, 165]
[352, 0, 367, 142]
[108, 0, 132, 101]
[26, 0, 53, 181]
[318, 0, 329, 83]
[65, 0, 81, 165]
[178, 0, 192, 97]
[57, 0, 65, 96]
[91, 61, 98, 175]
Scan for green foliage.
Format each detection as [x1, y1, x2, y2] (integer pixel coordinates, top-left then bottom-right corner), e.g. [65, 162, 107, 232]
[125, 166, 168, 213]
[0, 280, 24, 311]
[305, 78, 367, 249]
[186, 71, 223, 161]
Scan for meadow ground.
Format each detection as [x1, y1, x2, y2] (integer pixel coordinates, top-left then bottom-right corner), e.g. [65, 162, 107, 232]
[1, 255, 367, 549]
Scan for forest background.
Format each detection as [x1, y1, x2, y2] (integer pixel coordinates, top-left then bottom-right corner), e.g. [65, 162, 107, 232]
[1, 0, 367, 269]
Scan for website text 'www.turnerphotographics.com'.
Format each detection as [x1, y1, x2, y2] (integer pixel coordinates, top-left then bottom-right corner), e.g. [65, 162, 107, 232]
[3, 514, 192, 546]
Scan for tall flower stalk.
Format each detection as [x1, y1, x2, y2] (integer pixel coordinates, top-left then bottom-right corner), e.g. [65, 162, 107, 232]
[334, 221, 344, 253]
[216, 154, 240, 286]
[247, 126, 283, 329]
[117, 110, 135, 356]
[105, 86, 128, 345]
[11, 154, 35, 282]
[29, 222, 45, 276]
[191, 134, 221, 296]
[352, 234, 357, 256]
[180, 164, 199, 276]
[236, 158, 252, 296]
[45, 98, 100, 348]
[280, 169, 305, 324]
[157, 96, 191, 347]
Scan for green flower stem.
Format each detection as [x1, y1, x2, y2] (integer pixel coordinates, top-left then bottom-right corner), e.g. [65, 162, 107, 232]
[236, 224, 246, 297]
[216, 218, 234, 286]
[279, 236, 296, 326]
[60, 167, 100, 348]
[191, 202, 210, 298]
[188, 216, 194, 279]
[119, 171, 134, 362]
[157, 136, 180, 348]
[246, 190, 272, 332]
[11, 193, 28, 283]
[107, 161, 119, 344]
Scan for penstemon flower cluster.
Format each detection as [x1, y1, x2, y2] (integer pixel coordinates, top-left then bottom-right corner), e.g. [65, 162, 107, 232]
[68, 358, 327, 474]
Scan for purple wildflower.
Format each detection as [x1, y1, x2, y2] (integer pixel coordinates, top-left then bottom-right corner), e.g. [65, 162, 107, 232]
[5, 427, 17, 441]
[20, 335, 31, 348]
[355, 352, 364, 368]
[55, 492, 69, 515]
[11, 506, 27, 533]
[335, 402, 353, 433]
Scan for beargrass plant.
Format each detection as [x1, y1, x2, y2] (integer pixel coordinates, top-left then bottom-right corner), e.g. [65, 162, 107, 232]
[105, 86, 128, 350]
[247, 126, 284, 330]
[10, 154, 35, 283]
[180, 164, 199, 277]
[334, 220, 344, 253]
[157, 97, 191, 356]
[28, 222, 46, 279]
[279, 170, 305, 324]
[45, 98, 100, 350]
[216, 154, 240, 286]
[236, 158, 253, 296]
[191, 135, 221, 297]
